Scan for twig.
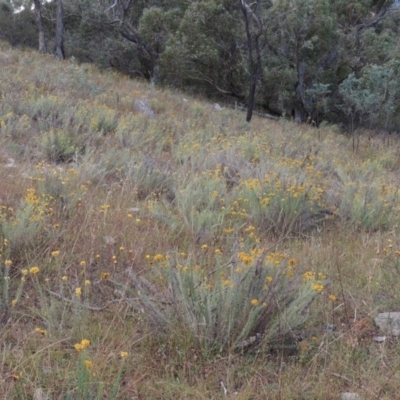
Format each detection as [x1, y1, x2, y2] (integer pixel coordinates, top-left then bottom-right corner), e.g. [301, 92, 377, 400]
[16, 337, 71, 369]
[45, 289, 123, 311]
[193, 260, 234, 290]
[331, 372, 352, 383]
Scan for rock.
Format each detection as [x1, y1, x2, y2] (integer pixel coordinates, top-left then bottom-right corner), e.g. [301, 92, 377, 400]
[5, 157, 16, 168]
[33, 388, 49, 400]
[374, 312, 400, 336]
[324, 324, 336, 332]
[341, 393, 359, 400]
[103, 236, 116, 245]
[214, 103, 223, 110]
[373, 336, 386, 342]
[134, 98, 155, 118]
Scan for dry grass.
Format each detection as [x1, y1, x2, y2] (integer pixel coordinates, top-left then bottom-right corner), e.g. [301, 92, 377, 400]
[1, 41, 400, 399]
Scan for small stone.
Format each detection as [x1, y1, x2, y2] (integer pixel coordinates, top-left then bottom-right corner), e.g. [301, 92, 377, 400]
[33, 388, 49, 400]
[214, 103, 223, 110]
[373, 336, 386, 342]
[375, 312, 400, 336]
[324, 324, 336, 332]
[341, 393, 360, 400]
[5, 158, 16, 168]
[134, 98, 155, 118]
[103, 236, 116, 245]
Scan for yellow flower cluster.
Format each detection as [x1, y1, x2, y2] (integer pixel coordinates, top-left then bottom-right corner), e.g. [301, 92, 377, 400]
[311, 282, 324, 293]
[153, 254, 164, 261]
[29, 266, 40, 275]
[237, 252, 253, 265]
[303, 271, 326, 293]
[266, 252, 286, 265]
[74, 339, 90, 351]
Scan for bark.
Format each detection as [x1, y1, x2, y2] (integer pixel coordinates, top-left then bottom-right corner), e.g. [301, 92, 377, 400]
[294, 60, 306, 123]
[33, 0, 46, 53]
[240, 0, 263, 123]
[120, 22, 160, 83]
[54, 0, 65, 59]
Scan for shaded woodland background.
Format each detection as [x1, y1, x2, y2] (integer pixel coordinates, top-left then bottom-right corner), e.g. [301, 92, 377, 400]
[1, 0, 400, 129]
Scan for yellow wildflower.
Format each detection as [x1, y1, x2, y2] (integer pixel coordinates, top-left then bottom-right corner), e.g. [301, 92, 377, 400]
[75, 287, 82, 296]
[311, 282, 324, 293]
[201, 244, 208, 250]
[11, 299, 17, 307]
[237, 252, 253, 265]
[51, 250, 60, 257]
[61, 275, 68, 281]
[251, 299, 260, 306]
[35, 327, 47, 336]
[4, 259, 12, 266]
[84, 280, 91, 286]
[303, 271, 315, 282]
[21, 269, 28, 276]
[29, 266, 40, 275]
[329, 294, 337, 302]
[100, 272, 110, 280]
[84, 360, 93, 370]
[80, 261, 86, 267]
[74, 339, 90, 351]
[120, 351, 129, 358]
[153, 254, 164, 261]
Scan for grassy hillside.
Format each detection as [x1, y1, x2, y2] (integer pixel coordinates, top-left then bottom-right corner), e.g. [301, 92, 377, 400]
[2, 42, 400, 399]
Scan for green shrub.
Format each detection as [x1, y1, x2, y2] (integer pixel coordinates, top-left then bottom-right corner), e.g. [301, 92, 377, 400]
[40, 130, 82, 163]
[130, 251, 322, 353]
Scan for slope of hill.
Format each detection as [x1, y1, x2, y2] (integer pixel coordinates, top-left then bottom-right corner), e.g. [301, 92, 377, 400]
[2, 42, 400, 399]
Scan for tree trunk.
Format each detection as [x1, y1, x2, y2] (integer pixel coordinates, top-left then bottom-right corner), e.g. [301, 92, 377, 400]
[294, 60, 307, 122]
[33, 0, 46, 53]
[240, 0, 263, 123]
[120, 23, 160, 83]
[54, 0, 65, 59]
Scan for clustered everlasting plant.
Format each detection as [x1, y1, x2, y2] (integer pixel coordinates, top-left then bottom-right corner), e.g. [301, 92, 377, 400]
[131, 250, 325, 353]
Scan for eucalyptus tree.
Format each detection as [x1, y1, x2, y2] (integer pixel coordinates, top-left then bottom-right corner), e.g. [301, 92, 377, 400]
[33, 0, 46, 53]
[256, 0, 396, 123]
[54, 0, 64, 58]
[240, 0, 263, 122]
[161, 0, 247, 99]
